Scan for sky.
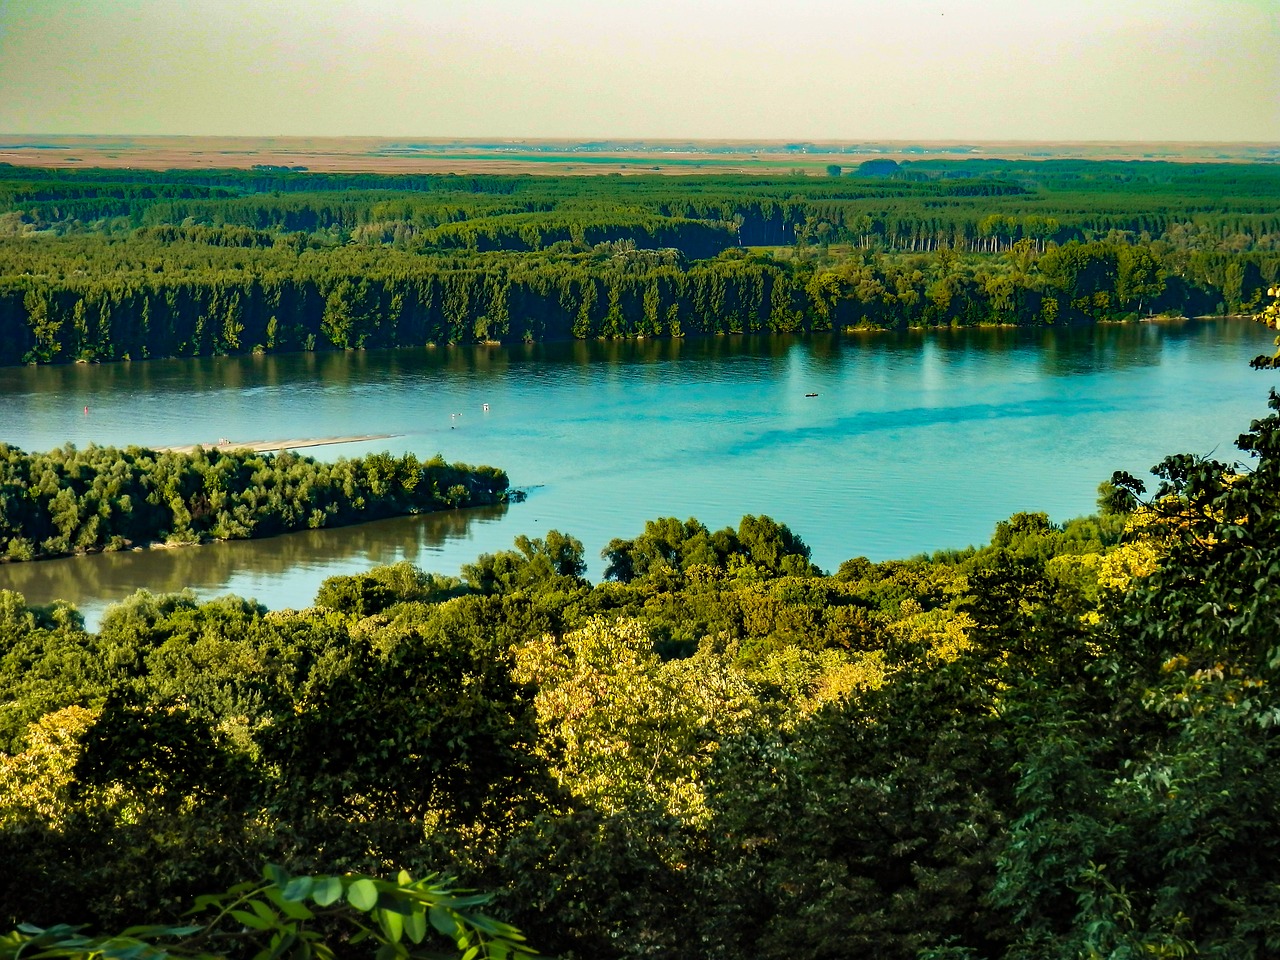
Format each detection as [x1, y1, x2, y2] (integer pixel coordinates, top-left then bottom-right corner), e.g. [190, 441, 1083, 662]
[0, 0, 1276, 141]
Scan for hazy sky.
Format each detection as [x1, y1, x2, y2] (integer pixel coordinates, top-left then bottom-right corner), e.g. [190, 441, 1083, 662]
[0, 0, 1276, 140]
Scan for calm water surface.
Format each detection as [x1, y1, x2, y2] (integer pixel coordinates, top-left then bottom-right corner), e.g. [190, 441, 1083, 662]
[3, 321, 1277, 627]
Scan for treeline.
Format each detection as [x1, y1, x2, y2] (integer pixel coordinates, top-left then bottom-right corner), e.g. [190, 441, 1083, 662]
[3, 162, 1280, 364]
[2, 235, 1276, 363]
[0, 443, 509, 561]
[4, 162, 1280, 253]
[4, 385, 1280, 957]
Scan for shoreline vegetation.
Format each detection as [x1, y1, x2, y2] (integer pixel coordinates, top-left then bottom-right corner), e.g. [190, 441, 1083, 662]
[2, 161, 1278, 366]
[0, 441, 511, 564]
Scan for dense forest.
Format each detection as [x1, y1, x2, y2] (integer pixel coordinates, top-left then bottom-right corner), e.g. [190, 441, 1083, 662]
[4, 365, 1280, 956]
[2, 161, 1279, 364]
[0, 443, 509, 562]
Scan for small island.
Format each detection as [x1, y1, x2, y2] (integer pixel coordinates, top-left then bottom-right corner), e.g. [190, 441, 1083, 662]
[0, 441, 511, 562]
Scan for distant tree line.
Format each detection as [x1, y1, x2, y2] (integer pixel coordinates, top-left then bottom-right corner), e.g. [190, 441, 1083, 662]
[0, 442, 509, 561]
[1, 236, 1274, 363]
[5, 162, 1279, 252]
[2, 162, 1279, 364]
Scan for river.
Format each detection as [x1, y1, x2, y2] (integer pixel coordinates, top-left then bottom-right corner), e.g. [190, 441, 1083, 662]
[2, 320, 1277, 627]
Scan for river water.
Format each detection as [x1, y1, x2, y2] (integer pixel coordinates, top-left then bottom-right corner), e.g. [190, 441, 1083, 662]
[2, 321, 1277, 627]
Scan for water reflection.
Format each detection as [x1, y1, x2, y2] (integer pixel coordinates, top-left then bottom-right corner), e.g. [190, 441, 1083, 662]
[3, 322, 1253, 408]
[0, 504, 508, 620]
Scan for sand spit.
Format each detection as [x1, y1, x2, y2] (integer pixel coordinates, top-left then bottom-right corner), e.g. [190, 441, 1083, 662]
[156, 434, 398, 455]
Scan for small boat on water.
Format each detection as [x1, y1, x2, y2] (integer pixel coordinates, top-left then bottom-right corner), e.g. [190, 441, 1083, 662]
[805, 392, 819, 398]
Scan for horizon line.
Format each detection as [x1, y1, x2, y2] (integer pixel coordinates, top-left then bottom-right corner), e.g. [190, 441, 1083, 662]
[2, 134, 1279, 147]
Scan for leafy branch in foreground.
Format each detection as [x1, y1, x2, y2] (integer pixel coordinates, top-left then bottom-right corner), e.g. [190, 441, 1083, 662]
[1, 865, 537, 960]
[1251, 284, 1280, 369]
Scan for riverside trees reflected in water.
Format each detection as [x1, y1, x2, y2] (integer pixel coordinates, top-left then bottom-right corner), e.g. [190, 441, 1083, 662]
[1, 504, 508, 619]
[2, 320, 1278, 626]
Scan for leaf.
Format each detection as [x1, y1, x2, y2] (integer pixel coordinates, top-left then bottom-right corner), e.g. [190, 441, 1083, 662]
[402, 912, 427, 945]
[311, 877, 343, 908]
[347, 879, 379, 912]
[428, 906, 459, 938]
[265, 889, 314, 922]
[465, 916, 508, 937]
[188, 894, 223, 914]
[264, 864, 290, 888]
[99, 938, 154, 960]
[376, 894, 412, 917]
[280, 877, 315, 904]
[439, 894, 491, 909]
[249, 900, 280, 926]
[119, 925, 203, 939]
[230, 910, 273, 932]
[376, 908, 404, 944]
[269, 931, 298, 959]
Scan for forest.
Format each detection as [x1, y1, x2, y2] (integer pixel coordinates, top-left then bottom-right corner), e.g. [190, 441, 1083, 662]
[0, 443, 510, 562]
[3, 357, 1280, 957]
[1, 161, 1279, 364]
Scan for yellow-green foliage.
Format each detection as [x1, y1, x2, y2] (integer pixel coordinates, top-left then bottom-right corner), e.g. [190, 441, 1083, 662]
[752, 645, 890, 716]
[513, 616, 755, 823]
[888, 600, 977, 665]
[0, 705, 98, 826]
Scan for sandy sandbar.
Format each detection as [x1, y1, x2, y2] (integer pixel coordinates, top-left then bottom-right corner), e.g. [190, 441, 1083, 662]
[156, 434, 398, 455]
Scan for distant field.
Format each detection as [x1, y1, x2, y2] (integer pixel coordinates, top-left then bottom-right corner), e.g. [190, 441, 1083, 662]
[0, 135, 1276, 174]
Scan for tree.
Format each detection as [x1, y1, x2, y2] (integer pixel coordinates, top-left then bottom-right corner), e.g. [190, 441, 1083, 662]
[991, 388, 1280, 957]
[23, 289, 61, 364]
[1117, 245, 1165, 315]
[462, 531, 586, 594]
[512, 616, 754, 820]
[1251, 284, 1280, 369]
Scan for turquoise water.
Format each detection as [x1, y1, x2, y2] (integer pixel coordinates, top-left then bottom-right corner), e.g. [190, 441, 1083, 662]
[2, 321, 1277, 627]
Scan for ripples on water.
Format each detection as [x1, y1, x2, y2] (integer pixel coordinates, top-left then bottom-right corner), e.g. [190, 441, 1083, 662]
[2, 321, 1277, 627]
